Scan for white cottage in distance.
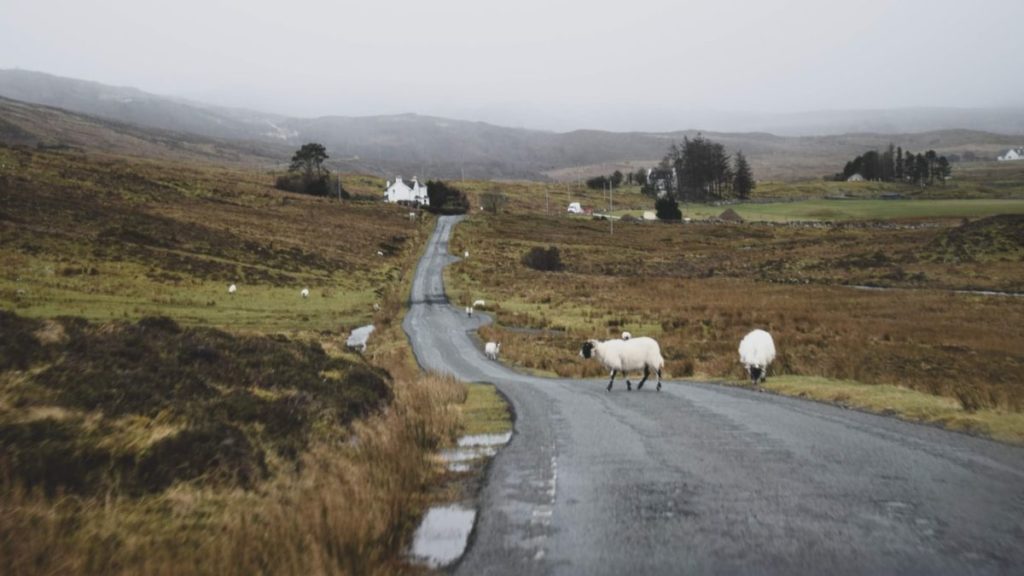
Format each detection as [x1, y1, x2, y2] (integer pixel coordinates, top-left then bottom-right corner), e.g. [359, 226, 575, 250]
[997, 148, 1023, 162]
[384, 177, 429, 206]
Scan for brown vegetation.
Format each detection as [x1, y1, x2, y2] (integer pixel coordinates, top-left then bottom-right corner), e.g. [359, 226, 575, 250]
[450, 212, 1024, 412]
[0, 143, 474, 574]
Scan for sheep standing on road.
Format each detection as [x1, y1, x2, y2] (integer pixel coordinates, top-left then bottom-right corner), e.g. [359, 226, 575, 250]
[738, 329, 776, 388]
[485, 341, 501, 360]
[579, 336, 664, 391]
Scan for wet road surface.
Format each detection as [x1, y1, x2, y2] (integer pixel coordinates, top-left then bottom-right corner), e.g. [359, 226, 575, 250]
[403, 216, 1024, 575]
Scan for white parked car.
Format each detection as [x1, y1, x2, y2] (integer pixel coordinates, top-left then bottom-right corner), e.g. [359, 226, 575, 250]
[567, 202, 583, 214]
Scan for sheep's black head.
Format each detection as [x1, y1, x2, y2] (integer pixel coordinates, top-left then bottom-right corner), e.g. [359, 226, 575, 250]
[749, 365, 763, 384]
[579, 341, 595, 359]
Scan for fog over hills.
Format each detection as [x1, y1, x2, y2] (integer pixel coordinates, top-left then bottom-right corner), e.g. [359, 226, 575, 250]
[2, 69, 1021, 181]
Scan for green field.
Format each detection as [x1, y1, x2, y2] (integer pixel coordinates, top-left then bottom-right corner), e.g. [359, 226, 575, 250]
[676, 198, 1024, 222]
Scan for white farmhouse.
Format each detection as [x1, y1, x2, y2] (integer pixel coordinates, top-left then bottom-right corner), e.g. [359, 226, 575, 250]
[997, 148, 1023, 162]
[384, 177, 429, 205]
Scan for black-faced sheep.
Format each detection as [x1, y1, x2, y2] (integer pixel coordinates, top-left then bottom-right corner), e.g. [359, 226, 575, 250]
[579, 336, 664, 391]
[738, 329, 776, 387]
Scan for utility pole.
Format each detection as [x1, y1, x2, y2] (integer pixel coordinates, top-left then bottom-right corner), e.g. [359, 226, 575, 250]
[608, 181, 614, 235]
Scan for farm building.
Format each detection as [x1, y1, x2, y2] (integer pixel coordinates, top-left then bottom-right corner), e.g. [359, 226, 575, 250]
[384, 177, 429, 205]
[997, 148, 1023, 161]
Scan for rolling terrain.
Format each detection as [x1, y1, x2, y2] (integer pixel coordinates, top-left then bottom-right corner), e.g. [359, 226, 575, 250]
[3, 69, 1022, 181]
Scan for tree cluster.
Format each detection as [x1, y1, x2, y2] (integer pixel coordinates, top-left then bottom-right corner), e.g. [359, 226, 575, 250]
[276, 143, 347, 198]
[425, 180, 469, 215]
[833, 144, 951, 186]
[586, 170, 624, 190]
[644, 135, 755, 202]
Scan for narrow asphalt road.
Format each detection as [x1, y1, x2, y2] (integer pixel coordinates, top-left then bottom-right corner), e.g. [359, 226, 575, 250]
[403, 215, 1024, 575]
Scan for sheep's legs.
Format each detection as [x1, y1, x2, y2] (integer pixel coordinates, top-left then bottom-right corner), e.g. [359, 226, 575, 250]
[636, 366, 650, 390]
[607, 370, 617, 391]
[657, 368, 662, 392]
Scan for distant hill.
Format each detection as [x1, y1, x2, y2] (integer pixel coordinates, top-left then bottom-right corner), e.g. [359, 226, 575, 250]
[2, 69, 1022, 181]
[0, 96, 289, 167]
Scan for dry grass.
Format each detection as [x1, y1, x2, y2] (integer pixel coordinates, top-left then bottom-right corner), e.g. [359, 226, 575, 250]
[0, 144, 480, 574]
[1, 373, 467, 576]
[750, 375, 1024, 444]
[448, 211, 1024, 420]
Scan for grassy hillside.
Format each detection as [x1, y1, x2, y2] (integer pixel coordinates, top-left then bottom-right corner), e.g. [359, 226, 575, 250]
[0, 96, 289, 168]
[0, 145, 418, 331]
[0, 145, 477, 575]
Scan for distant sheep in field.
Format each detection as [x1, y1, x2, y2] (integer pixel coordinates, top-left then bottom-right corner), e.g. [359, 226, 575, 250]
[580, 337, 664, 391]
[621, 331, 632, 340]
[228, 284, 237, 295]
[377, 250, 384, 257]
[473, 300, 485, 308]
[373, 303, 381, 312]
[738, 329, 776, 387]
[464, 250, 469, 258]
[300, 288, 309, 299]
[485, 341, 501, 360]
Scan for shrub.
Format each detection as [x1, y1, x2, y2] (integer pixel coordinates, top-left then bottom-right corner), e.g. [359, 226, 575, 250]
[655, 195, 682, 220]
[522, 246, 564, 272]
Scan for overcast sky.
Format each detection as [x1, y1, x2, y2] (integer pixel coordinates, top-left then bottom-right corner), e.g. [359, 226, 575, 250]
[2, 0, 1022, 131]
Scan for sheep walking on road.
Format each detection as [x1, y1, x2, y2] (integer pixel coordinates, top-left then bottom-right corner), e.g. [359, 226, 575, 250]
[485, 341, 501, 361]
[580, 336, 664, 391]
[739, 329, 776, 388]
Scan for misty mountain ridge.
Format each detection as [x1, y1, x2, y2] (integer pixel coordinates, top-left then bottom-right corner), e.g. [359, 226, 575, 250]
[1, 68, 1022, 181]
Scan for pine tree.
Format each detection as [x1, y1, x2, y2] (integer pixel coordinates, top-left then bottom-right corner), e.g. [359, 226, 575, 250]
[733, 151, 754, 200]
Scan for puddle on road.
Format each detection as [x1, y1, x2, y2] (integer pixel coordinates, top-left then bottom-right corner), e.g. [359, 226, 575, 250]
[458, 432, 512, 447]
[410, 431, 512, 567]
[410, 505, 477, 568]
[440, 432, 510, 470]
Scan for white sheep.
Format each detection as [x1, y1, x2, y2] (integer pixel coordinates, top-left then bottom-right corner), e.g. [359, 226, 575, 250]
[464, 250, 470, 258]
[485, 341, 501, 360]
[228, 283, 237, 295]
[300, 288, 309, 298]
[580, 337, 664, 391]
[621, 331, 632, 340]
[377, 250, 384, 257]
[472, 299, 486, 308]
[738, 329, 776, 387]
[373, 302, 381, 312]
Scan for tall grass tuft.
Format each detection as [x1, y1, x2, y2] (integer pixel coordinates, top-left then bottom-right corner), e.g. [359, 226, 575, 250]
[0, 374, 466, 576]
